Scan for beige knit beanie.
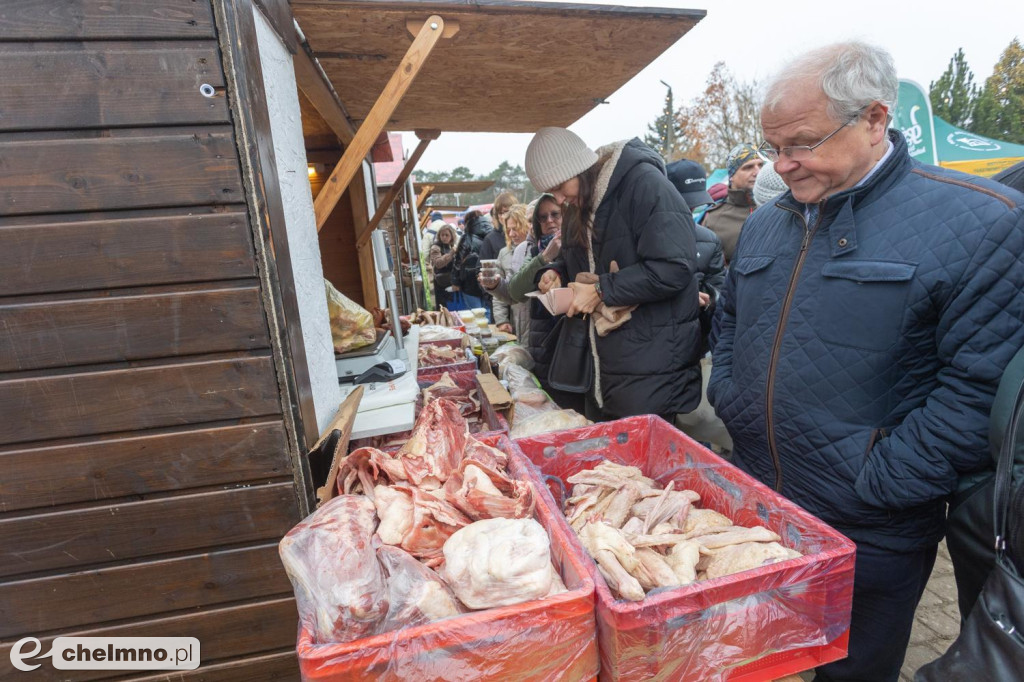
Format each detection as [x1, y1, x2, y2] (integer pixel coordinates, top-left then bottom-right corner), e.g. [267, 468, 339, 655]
[525, 127, 598, 192]
[753, 161, 789, 206]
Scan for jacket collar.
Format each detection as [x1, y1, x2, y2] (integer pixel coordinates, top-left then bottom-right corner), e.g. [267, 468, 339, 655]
[726, 187, 755, 207]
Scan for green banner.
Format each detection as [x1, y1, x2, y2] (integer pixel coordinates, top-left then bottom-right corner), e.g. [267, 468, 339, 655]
[896, 80, 938, 165]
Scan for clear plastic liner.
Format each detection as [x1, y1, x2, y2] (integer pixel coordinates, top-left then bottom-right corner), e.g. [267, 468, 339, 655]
[514, 415, 856, 681]
[293, 434, 598, 681]
[489, 342, 535, 371]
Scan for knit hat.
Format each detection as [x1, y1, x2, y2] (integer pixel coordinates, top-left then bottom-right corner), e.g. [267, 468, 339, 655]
[525, 127, 598, 192]
[752, 161, 788, 206]
[726, 142, 759, 177]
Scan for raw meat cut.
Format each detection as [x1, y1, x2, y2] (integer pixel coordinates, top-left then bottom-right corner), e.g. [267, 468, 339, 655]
[702, 541, 802, 580]
[441, 517, 563, 609]
[444, 459, 535, 521]
[278, 495, 388, 643]
[397, 399, 468, 489]
[382, 485, 472, 566]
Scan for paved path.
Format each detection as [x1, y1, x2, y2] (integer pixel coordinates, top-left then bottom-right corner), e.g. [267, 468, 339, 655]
[901, 540, 958, 681]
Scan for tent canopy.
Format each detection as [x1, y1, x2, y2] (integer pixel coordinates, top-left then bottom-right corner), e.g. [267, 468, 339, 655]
[932, 117, 1024, 177]
[291, 0, 704, 133]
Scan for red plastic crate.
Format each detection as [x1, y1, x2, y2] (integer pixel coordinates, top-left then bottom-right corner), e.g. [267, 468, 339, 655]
[296, 433, 598, 681]
[514, 416, 855, 682]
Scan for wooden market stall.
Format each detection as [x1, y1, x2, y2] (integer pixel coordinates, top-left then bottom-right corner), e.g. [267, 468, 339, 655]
[0, 1, 703, 679]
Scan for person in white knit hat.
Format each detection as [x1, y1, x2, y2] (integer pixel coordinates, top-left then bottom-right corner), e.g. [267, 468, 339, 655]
[752, 161, 789, 206]
[522, 126, 704, 423]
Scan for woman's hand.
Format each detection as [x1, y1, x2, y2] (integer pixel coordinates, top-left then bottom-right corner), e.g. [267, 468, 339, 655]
[541, 234, 562, 263]
[567, 282, 601, 317]
[478, 272, 500, 290]
[538, 269, 563, 294]
[497, 323, 513, 333]
[698, 291, 711, 308]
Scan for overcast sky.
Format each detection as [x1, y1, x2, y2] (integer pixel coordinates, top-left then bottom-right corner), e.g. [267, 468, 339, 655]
[400, 0, 1023, 175]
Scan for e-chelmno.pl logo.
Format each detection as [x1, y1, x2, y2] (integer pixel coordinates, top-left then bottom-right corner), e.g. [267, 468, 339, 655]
[9, 637, 200, 672]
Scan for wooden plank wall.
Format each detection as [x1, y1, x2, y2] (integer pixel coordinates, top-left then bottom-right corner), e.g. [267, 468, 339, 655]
[0, 1, 302, 679]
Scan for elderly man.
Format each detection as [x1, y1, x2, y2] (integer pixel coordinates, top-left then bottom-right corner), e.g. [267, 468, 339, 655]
[708, 42, 1024, 682]
[701, 143, 763, 262]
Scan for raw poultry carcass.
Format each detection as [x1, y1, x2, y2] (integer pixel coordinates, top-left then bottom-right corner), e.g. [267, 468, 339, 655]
[377, 545, 464, 629]
[336, 446, 407, 497]
[443, 459, 535, 521]
[397, 399, 468, 489]
[278, 496, 388, 643]
[701, 541, 802, 580]
[578, 521, 645, 601]
[373, 484, 471, 566]
[462, 435, 509, 471]
[441, 517, 564, 609]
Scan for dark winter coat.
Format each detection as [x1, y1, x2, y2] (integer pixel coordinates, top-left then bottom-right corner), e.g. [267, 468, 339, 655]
[694, 223, 725, 353]
[478, 223, 506, 262]
[708, 130, 1024, 552]
[452, 213, 492, 298]
[550, 138, 703, 418]
[701, 188, 755, 262]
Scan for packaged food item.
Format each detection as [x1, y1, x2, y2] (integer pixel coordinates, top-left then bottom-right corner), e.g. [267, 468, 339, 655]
[325, 279, 375, 354]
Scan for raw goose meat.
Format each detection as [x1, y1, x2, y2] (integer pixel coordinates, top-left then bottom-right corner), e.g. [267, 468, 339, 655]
[702, 541, 802, 580]
[375, 484, 471, 566]
[378, 545, 463, 629]
[444, 459, 535, 521]
[278, 495, 388, 643]
[578, 522, 645, 601]
[441, 517, 563, 609]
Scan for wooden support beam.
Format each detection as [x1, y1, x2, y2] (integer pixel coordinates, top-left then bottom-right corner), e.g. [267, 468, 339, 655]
[416, 184, 434, 214]
[293, 42, 356, 145]
[356, 131, 439, 249]
[347, 167, 379, 310]
[314, 15, 449, 231]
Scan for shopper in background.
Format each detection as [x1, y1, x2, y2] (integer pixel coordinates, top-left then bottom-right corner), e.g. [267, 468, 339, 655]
[700, 143, 762, 262]
[751, 161, 788, 207]
[500, 194, 582, 412]
[524, 127, 703, 422]
[428, 224, 459, 311]
[484, 204, 531, 336]
[665, 159, 732, 453]
[450, 210, 491, 310]
[708, 41, 1024, 682]
[480, 191, 518, 261]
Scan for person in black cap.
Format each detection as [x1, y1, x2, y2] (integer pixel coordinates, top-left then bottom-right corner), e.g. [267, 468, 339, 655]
[666, 160, 726, 300]
[666, 159, 733, 454]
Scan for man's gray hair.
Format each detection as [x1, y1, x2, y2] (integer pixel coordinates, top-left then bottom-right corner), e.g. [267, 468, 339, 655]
[763, 41, 898, 123]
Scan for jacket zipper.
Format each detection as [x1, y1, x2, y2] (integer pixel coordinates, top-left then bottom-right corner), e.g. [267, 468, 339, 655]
[765, 205, 823, 491]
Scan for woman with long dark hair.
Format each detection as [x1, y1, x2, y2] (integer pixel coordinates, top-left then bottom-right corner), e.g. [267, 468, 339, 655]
[524, 127, 703, 421]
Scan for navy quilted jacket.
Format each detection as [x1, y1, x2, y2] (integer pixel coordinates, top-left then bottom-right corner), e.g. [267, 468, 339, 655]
[708, 131, 1024, 551]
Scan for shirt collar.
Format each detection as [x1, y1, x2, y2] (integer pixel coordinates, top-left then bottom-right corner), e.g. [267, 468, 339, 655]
[803, 138, 893, 220]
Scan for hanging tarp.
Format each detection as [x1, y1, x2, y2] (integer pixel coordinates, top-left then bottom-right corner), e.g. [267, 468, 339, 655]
[932, 117, 1024, 177]
[896, 79, 1024, 177]
[895, 80, 939, 164]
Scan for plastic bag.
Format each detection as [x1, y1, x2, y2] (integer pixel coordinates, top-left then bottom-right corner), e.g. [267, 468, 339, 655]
[418, 324, 467, 342]
[510, 409, 590, 440]
[489, 342, 535, 371]
[279, 495, 388, 644]
[325, 279, 375, 354]
[377, 544, 465, 630]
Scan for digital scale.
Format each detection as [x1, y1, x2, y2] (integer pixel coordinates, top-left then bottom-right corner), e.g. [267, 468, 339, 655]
[335, 229, 420, 439]
[335, 229, 409, 382]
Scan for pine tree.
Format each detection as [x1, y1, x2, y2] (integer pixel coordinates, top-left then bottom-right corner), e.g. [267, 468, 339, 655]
[971, 38, 1024, 144]
[645, 82, 685, 161]
[929, 48, 978, 127]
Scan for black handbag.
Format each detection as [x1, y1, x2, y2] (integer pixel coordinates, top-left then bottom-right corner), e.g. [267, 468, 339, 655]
[546, 314, 594, 394]
[916, 380, 1024, 681]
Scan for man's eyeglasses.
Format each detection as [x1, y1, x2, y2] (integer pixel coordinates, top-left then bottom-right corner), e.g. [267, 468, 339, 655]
[538, 210, 561, 222]
[757, 116, 857, 163]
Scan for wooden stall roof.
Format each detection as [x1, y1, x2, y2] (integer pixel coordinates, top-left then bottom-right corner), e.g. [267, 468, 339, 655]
[291, 0, 705, 132]
[414, 180, 495, 194]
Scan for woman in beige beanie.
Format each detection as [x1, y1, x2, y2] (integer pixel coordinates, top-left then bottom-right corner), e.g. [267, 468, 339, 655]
[523, 127, 703, 422]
